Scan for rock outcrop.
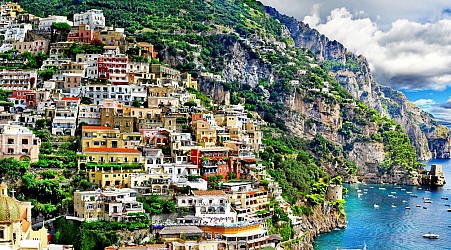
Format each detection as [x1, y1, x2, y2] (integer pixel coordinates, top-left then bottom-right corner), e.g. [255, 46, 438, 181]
[284, 204, 346, 250]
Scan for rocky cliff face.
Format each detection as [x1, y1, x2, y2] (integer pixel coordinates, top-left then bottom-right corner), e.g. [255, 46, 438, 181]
[265, 6, 451, 160]
[284, 204, 346, 250]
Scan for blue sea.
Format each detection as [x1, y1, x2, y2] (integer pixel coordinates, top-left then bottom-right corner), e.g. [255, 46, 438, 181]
[314, 159, 451, 250]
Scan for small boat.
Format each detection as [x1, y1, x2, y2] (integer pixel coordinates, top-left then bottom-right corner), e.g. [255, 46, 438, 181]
[441, 197, 449, 200]
[374, 204, 379, 209]
[445, 204, 450, 207]
[363, 189, 368, 191]
[405, 207, 411, 209]
[388, 194, 393, 197]
[407, 191, 413, 194]
[423, 233, 439, 239]
[402, 200, 407, 203]
[395, 186, 402, 189]
[423, 207, 428, 209]
[448, 209, 451, 212]
[410, 194, 418, 198]
[391, 205, 397, 208]
[364, 192, 368, 194]
[418, 187, 423, 190]
[416, 205, 421, 207]
[401, 188, 406, 191]
[357, 189, 362, 193]
[379, 187, 386, 190]
[391, 191, 397, 194]
[370, 187, 374, 189]
[424, 200, 432, 203]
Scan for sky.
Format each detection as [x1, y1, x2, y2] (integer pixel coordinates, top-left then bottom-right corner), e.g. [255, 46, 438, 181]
[260, 0, 451, 126]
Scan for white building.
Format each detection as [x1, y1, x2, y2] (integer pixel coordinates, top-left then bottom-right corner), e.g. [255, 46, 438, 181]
[38, 15, 72, 31]
[73, 9, 105, 31]
[176, 190, 236, 225]
[74, 188, 144, 222]
[0, 69, 37, 90]
[78, 104, 101, 125]
[81, 84, 147, 106]
[1, 23, 32, 42]
[51, 97, 80, 136]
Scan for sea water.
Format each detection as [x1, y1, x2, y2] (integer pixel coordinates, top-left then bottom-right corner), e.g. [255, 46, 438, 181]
[314, 159, 451, 250]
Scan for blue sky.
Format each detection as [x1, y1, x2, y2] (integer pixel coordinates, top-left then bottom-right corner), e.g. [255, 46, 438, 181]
[261, 0, 451, 125]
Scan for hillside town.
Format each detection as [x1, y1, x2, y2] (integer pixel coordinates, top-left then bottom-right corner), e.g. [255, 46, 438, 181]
[0, 3, 345, 250]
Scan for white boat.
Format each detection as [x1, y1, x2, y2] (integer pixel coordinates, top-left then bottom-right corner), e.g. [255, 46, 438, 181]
[423, 233, 439, 239]
[379, 187, 386, 190]
[405, 207, 410, 209]
[374, 204, 379, 209]
[402, 200, 407, 203]
[447, 209, 451, 212]
[424, 200, 432, 203]
[407, 191, 413, 194]
[391, 191, 397, 194]
[401, 189, 406, 191]
[391, 205, 397, 208]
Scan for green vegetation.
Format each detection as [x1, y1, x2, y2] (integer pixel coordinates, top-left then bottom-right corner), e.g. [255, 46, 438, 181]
[137, 195, 176, 215]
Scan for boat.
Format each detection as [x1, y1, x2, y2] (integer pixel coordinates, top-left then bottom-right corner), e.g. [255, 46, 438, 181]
[407, 191, 413, 194]
[395, 186, 402, 189]
[441, 197, 449, 200]
[401, 188, 406, 191]
[374, 204, 379, 209]
[391, 191, 397, 194]
[405, 207, 410, 209]
[402, 200, 407, 203]
[391, 205, 397, 208]
[419, 188, 423, 190]
[424, 200, 432, 203]
[379, 187, 386, 190]
[410, 194, 418, 198]
[423, 207, 428, 209]
[445, 204, 450, 207]
[448, 209, 451, 212]
[423, 233, 439, 239]
[416, 205, 421, 207]
[388, 194, 393, 197]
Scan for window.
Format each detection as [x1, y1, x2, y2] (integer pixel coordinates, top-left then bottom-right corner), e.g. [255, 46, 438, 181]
[87, 204, 94, 210]
[21, 138, 29, 145]
[7, 148, 13, 154]
[22, 149, 28, 154]
[7, 138, 14, 144]
[124, 157, 128, 162]
[0, 228, 4, 239]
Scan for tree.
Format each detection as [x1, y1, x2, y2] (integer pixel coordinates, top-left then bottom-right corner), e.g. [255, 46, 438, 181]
[35, 119, 47, 130]
[51, 22, 71, 43]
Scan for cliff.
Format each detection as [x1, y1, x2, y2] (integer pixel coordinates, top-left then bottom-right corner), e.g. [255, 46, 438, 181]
[265, 6, 451, 160]
[282, 204, 346, 250]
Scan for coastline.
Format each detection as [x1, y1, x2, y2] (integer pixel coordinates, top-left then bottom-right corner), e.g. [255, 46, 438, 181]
[279, 204, 347, 250]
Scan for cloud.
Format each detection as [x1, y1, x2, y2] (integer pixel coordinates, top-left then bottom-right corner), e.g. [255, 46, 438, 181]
[260, 0, 451, 91]
[413, 98, 451, 127]
[302, 9, 451, 90]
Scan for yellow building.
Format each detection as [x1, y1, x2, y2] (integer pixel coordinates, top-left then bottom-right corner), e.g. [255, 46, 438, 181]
[0, 183, 48, 250]
[227, 189, 269, 221]
[81, 126, 122, 150]
[192, 120, 217, 147]
[87, 168, 144, 188]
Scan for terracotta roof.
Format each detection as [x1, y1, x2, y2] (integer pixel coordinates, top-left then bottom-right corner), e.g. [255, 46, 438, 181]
[84, 147, 141, 153]
[82, 125, 112, 130]
[61, 97, 80, 101]
[192, 190, 226, 196]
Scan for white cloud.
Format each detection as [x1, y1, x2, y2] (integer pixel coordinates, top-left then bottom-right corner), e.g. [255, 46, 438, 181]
[414, 99, 436, 112]
[261, 0, 451, 90]
[303, 9, 451, 90]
